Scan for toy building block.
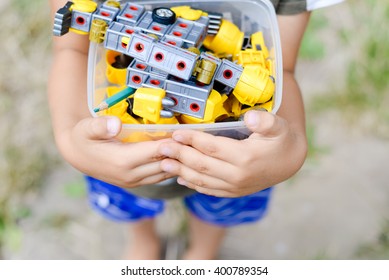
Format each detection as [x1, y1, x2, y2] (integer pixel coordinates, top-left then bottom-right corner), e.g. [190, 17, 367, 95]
[164, 76, 213, 119]
[116, 2, 145, 25]
[180, 89, 229, 124]
[68, 0, 98, 35]
[202, 18, 244, 58]
[53, 0, 276, 124]
[53, 1, 73, 36]
[132, 88, 174, 123]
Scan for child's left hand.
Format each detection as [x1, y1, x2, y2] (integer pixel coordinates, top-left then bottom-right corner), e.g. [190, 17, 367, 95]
[158, 110, 307, 197]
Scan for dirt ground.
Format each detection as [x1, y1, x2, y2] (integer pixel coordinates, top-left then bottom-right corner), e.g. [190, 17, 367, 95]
[3, 1, 389, 260]
[6, 108, 389, 260]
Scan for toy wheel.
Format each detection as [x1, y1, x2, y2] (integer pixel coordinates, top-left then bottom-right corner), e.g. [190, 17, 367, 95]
[152, 7, 176, 25]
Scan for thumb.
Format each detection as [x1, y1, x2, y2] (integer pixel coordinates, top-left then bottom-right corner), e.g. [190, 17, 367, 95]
[244, 110, 287, 138]
[76, 116, 122, 140]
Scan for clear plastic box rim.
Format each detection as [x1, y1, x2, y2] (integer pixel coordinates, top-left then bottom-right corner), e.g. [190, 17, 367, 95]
[87, 0, 283, 137]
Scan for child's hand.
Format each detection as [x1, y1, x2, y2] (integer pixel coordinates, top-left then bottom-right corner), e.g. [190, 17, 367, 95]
[158, 110, 307, 197]
[58, 116, 174, 188]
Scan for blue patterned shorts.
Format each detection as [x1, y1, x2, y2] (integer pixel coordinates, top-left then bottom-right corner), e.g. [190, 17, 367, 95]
[86, 176, 273, 227]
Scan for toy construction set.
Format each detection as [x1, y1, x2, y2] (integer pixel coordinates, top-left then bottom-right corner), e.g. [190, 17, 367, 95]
[53, 0, 282, 141]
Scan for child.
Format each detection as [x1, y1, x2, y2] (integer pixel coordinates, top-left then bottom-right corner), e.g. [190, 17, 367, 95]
[48, 0, 343, 259]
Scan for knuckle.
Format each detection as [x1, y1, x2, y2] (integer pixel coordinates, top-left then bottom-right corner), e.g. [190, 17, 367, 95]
[203, 143, 219, 156]
[117, 175, 136, 187]
[195, 186, 212, 196]
[162, 172, 173, 181]
[237, 153, 253, 166]
[261, 113, 277, 131]
[230, 171, 247, 185]
[116, 157, 131, 170]
[221, 191, 236, 198]
[115, 160, 137, 180]
[174, 151, 182, 161]
[128, 173, 142, 184]
[195, 163, 209, 173]
[123, 171, 146, 186]
[193, 178, 206, 188]
[152, 153, 166, 161]
[89, 119, 104, 135]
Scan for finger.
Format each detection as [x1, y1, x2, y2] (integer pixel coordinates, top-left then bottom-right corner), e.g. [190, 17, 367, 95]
[118, 138, 175, 165]
[160, 158, 234, 192]
[131, 171, 175, 187]
[99, 171, 174, 189]
[95, 159, 173, 188]
[75, 116, 122, 140]
[159, 141, 237, 180]
[244, 110, 288, 138]
[125, 160, 170, 183]
[178, 178, 239, 198]
[168, 130, 245, 164]
[95, 135, 173, 165]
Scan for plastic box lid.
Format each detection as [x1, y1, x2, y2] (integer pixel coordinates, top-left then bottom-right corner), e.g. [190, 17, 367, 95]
[87, 0, 282, 142]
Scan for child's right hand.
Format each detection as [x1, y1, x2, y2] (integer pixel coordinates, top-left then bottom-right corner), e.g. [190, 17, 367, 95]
[56, 115, 174, 188]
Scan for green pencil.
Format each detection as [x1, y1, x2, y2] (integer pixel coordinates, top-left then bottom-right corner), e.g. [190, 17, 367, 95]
[94, 87, 136, 113]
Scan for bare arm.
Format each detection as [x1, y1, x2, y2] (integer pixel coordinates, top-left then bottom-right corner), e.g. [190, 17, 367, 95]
[48, 0, 90, 136]
[277, 12, 310, 143]
[157, 12, 310, 197]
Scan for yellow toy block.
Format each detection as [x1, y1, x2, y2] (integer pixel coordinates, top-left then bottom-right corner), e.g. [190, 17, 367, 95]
[133, 88, 166, 123]
[233, 66, 274, 106]
[203, 19, 244, 58]
[171, 6, 206, 21]
[69, 0, 98, 35]
[105, 50, 128, 86]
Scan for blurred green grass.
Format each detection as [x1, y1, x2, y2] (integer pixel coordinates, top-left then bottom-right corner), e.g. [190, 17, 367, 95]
[307, 0, 389, 139]
[355, 221, 389, 259]
[299, 11, 328, 60]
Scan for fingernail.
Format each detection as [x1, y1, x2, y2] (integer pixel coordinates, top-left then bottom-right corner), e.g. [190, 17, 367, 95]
[177, 177, 187, 186]
[107, 117, 120, 136]
[246, 111, 259, 127]
[160, 146, 173, 157]
[173, 134, 184, 142]
[161, 162, 173, 172]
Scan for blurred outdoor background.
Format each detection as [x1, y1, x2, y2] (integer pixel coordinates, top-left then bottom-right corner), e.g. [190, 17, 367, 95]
[0, 0, 388, 259]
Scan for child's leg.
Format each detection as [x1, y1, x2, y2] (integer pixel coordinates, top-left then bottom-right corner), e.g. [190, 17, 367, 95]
[125, 218, 161, 260]
[183, 187, 274, 259]
[183, 213, 226, 260]
[85, 176, 165, 259]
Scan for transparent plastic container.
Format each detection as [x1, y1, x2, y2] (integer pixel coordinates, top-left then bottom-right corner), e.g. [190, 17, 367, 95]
[87, 0, 282, 142]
